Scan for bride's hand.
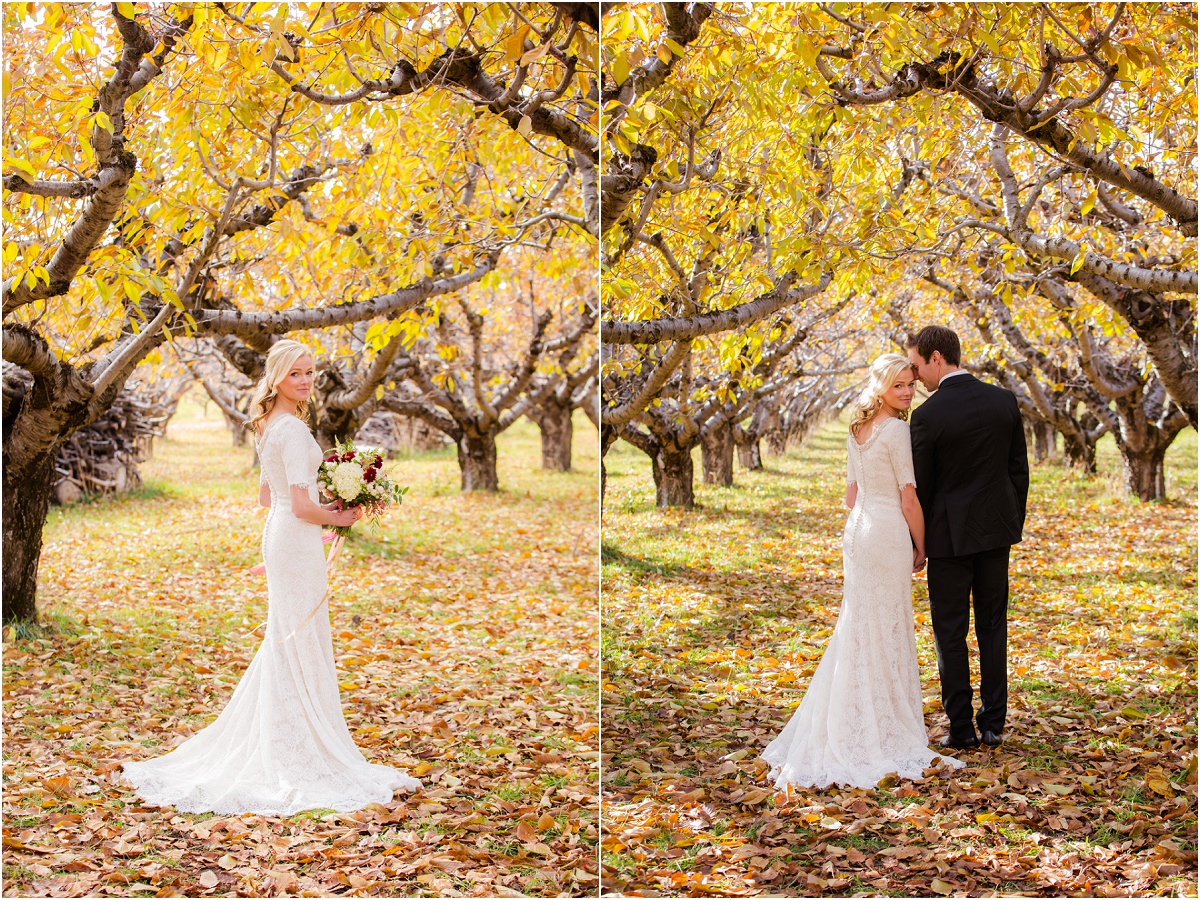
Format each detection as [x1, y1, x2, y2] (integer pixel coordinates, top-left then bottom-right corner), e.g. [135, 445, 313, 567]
[331, 505, 362, 527]
[913, 547, 927, 573]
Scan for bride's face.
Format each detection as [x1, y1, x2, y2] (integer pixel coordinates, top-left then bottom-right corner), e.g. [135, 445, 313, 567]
[276, 355, 315, 406]
[881, 368, 917, 414]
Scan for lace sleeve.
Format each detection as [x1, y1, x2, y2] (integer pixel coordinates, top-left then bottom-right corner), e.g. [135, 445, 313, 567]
[846, 435, 859, 487]
[281, 419, 315, 489]
[887, 420, 917, 491]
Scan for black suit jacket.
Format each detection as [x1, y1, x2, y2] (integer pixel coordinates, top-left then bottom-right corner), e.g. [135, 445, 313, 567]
[910, 374, 1029, 559]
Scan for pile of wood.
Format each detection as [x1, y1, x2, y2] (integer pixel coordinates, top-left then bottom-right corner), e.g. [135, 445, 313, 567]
[52, 378, 189, 505]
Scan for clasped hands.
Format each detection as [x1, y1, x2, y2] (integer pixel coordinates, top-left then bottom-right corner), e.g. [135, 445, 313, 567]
[912, 547, 927, 573]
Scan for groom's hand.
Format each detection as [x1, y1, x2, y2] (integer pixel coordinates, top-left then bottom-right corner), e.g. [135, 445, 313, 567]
[913, 548, 927, 573]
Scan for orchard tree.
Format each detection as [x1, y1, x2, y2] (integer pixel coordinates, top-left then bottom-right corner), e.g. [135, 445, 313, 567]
[376, 268, 596, 490]
[813, 1, 1197, 423]
[2, 2, 597, 623]
[526, 347, 598, 472]
[597, 2, 1194, 507]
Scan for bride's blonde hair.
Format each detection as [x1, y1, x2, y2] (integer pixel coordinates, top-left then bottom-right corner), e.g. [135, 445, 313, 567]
[247, 340, 316, 436]
[849, 353, 918, 437]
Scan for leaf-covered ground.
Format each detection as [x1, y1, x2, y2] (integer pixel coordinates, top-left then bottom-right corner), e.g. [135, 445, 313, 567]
[3, 393, 599, 897]
[601, 420, 1196, 897]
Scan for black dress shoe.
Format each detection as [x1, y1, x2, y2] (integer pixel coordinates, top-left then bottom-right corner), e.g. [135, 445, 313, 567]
[981, 730, 1003, 746]
[939, 734, 980, 750]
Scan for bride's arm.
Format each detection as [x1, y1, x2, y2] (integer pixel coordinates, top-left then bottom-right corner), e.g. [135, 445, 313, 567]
[900, 485, 926, 570]
[258, 482, 271, 508]
[844, 483, 857, 509]
[290, 485, 361, 527]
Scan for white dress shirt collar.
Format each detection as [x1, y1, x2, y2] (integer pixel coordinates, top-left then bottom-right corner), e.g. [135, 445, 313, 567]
[938, 369, 970, 387]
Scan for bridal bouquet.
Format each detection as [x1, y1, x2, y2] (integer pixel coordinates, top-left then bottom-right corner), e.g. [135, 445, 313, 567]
[318, 439, 409, 537]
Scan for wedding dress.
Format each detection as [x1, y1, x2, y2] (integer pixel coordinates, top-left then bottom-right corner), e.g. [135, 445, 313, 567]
[761, 416, 963, 789]
[122, 413, 420, 815]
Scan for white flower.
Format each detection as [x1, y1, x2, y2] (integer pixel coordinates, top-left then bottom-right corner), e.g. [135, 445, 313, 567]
[331, 461, 364, 500]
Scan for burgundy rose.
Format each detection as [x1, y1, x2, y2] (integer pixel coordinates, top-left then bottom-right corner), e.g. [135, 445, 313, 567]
[341, 452, 354, 462]
[364, 468, 377, 483]
[374, 455, 383, 467]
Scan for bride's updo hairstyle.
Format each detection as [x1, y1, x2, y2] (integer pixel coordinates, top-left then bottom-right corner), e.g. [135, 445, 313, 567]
[848, 353, 918, 437]
[247, 339, 315, 437]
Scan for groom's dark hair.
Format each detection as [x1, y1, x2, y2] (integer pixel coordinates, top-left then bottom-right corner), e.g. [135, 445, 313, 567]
[908, 325, 961, 366]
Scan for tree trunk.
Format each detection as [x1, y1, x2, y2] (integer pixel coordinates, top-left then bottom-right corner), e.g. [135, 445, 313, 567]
[456, 431, 499, 491]
[225, 413, 249, 447]
[2, 450, 59, 624]
[1026, 419, 1058, 463]
[739, 439, 762, 470]
[652, 442, 694, 509]
[765, 429, 787, 457]
[1061, 432, 1098, 474]
[701, 421, 734, 487]
[535, 398, 574, 472]
[734, 425, 763, 470]
[1118, 442, 1168, 501]
[600, 425, 618, 510]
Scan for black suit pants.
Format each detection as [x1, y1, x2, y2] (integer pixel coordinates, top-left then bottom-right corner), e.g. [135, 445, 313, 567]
[927, 545, 1010, 739]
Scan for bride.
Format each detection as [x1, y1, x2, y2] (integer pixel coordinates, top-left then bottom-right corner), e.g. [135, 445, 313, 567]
[122, 339, 421, 815]
[761, 353, 964, 790]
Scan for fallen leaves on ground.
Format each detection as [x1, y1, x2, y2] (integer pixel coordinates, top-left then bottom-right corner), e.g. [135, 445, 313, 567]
[3, 398, 599, 897]
[601, 423, 1196, 897]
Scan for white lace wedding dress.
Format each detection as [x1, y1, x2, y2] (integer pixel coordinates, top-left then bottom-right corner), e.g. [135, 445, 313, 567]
[122, 413, 420, 815]
[761, 416, 963, 789]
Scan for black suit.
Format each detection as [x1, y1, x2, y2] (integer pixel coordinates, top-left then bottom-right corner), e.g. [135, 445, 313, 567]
[910, 373, 1029, 741]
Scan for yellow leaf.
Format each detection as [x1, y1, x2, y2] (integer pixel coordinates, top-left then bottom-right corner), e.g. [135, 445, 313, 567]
[1147, 768, 1176, 797]
[505, 25, 531, 65]
[517, 115, 532, 137]
[115, 2, 136, 18]
[519, 42, 548, 67]
[95, 110, 113, 133]
[612, 52, 631, 86]
[930, 879, 955, 895]
[6, 156, 37, 179]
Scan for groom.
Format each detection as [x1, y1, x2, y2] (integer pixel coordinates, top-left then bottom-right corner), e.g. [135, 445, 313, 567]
[907, 326, 1029, 750]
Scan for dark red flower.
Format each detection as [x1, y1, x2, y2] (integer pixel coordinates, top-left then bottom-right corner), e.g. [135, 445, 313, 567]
[364, 468, 377, 483]
[325, 455, 337, 463]
[341, 452, 354, 462]
[374, 455, 383, 467]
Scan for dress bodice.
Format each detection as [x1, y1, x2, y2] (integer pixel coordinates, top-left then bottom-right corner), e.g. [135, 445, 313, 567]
[846, 416, 917, 507]
[257, 414, 322, 509]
